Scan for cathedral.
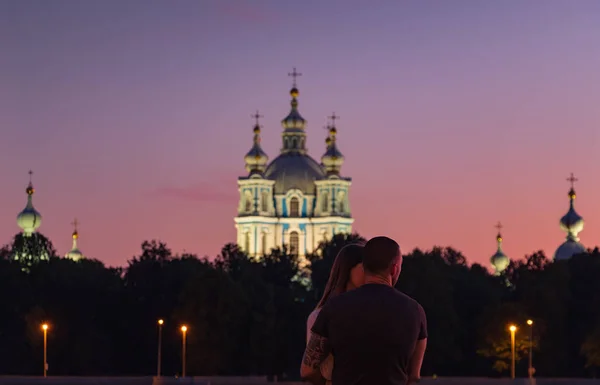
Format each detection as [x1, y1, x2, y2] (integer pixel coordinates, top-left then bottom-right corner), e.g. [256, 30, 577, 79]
[234, 70, 354, 261]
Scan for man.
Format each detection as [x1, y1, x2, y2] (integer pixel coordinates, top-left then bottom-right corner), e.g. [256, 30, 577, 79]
[301, 236, 427, 385]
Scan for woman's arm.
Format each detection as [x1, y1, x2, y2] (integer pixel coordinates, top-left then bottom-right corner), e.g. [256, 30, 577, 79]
[306, 309, 319, 344]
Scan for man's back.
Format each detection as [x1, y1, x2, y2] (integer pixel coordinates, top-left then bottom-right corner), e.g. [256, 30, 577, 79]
[311, 283, 427, 385]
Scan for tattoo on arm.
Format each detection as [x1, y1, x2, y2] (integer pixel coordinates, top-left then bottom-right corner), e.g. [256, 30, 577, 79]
[302, 333, 331, 369]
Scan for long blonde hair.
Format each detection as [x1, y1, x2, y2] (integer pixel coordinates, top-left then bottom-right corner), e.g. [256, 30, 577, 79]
[316, 244, 364, 309]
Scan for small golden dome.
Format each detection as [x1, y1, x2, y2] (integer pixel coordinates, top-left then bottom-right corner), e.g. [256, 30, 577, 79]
[26, 186, 34, 195]
[329, 127, 337, 136]
[290, 87, 299, 98]
[253, 125, 260, 134]
[72, 231, 79, 240]
[325, 137, 332, 145]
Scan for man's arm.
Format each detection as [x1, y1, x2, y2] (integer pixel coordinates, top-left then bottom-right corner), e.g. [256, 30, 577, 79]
[408, 304, 428, 384]
[300, 332, 331, 385]
[407, 338, 427, 384]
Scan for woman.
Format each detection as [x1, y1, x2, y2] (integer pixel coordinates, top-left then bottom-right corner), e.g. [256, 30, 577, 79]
[306, 244, 365, 384]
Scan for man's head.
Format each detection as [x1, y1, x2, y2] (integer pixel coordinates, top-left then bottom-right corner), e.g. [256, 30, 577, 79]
[363, 236, 402, 285]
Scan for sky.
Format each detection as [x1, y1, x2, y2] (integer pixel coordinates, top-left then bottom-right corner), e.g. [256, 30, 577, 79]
[1, 0, 599, 267]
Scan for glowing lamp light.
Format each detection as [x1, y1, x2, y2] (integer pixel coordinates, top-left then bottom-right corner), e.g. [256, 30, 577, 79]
[509, 325, 517, 332]
[158, 319, 164, 325]
[181, 325, 187, 333]
[42, 324, 48, 331]
[527, 319, 533, 326]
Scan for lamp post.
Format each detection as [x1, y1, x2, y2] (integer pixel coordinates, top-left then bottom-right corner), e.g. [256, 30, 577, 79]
[527, 319, 534, 378]
[41, 324, 48, 377]
[509, 325, 517, 380]
[181, 325, 188, 378]
[157, 319, 164, 377]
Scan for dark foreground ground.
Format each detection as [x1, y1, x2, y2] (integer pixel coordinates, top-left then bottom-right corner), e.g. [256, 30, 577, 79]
[0, 377, 599, 385]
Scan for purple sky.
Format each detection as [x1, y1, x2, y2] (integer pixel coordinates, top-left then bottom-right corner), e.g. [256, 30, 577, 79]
[1, 0, 599, 267]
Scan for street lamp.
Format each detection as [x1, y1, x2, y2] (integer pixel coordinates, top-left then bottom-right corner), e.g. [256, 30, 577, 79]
[157, 319, 164, 377]
[527, 319, 534, 378]
[41, 324, 49, 377]
[509, 325, 517, 380]
[181, 325, 188, 378]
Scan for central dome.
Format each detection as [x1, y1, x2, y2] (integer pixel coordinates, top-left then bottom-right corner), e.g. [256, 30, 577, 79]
[264, 153, 325, 194]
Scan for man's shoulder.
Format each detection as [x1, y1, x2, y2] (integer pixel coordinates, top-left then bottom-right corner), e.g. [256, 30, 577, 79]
[324, 284, 423, 309]
[319, 287, 365, 312]
[362, 284, 424, 312]
[392, 287, 419, 302]
[391, 288, 424, 309]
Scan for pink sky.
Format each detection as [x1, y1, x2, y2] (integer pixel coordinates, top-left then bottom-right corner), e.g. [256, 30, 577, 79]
[1, 0, 599, 266]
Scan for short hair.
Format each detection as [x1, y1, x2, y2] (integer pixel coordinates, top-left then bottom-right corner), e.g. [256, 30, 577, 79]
[363, 236, 400, 274]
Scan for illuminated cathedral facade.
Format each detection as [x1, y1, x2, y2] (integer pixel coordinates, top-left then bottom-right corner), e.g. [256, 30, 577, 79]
[234, 70, 354, 262]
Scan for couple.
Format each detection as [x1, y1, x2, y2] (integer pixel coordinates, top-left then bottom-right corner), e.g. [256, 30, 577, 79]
[301, 236, 427, 385]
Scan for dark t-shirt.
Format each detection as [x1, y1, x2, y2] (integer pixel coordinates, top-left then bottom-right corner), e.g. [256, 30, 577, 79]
[311, 284, 427, 385]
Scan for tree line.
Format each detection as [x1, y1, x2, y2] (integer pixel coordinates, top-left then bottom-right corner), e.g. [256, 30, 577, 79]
[0, 232, 599, 378]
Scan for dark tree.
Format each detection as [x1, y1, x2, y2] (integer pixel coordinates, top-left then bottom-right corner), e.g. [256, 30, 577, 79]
[0, 234, 597, 378]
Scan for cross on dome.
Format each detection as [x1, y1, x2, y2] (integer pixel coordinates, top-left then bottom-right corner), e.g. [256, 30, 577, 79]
[328, 112, 339, 127]
[567, 172, 578, 189]
[251, 110, 263, 127]
[495, 221, 503, 233]
[288, 67, 302, 87]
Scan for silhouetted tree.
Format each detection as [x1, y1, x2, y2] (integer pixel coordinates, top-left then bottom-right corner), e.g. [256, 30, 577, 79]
[0, 234, 597, 378]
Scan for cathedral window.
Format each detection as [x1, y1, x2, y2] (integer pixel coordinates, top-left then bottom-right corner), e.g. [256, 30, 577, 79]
[245, 191, 253, 213]
[262, 232, 268, 255]
[244, 232, 250, 254]
[290, 197, 300, 217]
[321, 191, 329, 212]
[338, 192, 346, 213]
[261, 191, 269, 212]
[289, 231, 299, 256]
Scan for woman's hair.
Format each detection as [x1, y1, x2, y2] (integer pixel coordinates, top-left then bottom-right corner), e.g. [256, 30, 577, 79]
[316, 244, 365, 309]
